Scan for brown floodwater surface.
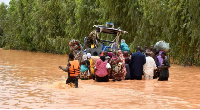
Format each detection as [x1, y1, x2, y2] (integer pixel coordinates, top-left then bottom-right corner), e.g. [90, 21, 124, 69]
[0, 49, 200, 109]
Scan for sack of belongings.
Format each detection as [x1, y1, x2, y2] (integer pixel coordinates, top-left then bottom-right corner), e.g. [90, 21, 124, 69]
[154, 41, 170, 52]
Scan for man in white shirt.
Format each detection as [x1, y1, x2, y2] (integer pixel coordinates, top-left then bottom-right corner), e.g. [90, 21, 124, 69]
[143, 52, 157, 79]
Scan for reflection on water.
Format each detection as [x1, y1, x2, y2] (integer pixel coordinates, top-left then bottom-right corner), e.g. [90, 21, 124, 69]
[0, 49, 200, 109]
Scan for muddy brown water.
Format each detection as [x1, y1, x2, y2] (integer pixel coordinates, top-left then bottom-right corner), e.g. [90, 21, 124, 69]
[0, 49, 200, 109]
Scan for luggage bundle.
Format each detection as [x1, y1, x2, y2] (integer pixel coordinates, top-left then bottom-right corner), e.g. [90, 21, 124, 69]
[154, 41, 170, 52]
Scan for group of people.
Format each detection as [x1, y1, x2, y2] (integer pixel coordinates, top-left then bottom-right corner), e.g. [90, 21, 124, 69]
[59, 44, 170, 88]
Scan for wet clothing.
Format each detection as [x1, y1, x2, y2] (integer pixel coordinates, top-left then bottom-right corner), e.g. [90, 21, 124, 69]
[144, 75, 153, 79]
[120, 42, 130, 53]
[80, 58, 90, 80]
[80, 64, 88, 72]
[108, 52, 112, 58]
[95, 59, 108, 77]
[125, 64, 131, 80]
[151, 52, 160, 67]
[143, 56, 157, 79]
[91, 56, 100, 65]
[96, 75, 109, 82]
[151, 52, 160, 79]
[157, 51, 167, 67]
[158, 59, 170, 81]
[66, 77, 78, 88]
[123, 51, 131, 80]
[110, 56, 123, 80]
[80, 71, 89, 80]
[117, 50, 127, 80]
[129, 51, 146, 80]
[64, 60, 80, 88]
[69, 60, 80, 77]
[88, 59, 94, 75]
[123, 51, 130, 64]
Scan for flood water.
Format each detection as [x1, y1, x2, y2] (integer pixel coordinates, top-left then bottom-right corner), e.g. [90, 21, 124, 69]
[0, 49, 200, 109]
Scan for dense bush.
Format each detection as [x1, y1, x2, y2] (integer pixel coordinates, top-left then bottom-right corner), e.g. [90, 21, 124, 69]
[0, 0, 199, 65]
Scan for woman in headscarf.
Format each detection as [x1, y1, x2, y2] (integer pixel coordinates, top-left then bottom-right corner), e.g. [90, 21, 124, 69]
[80, 55, 90, 80]
[95, 56, 110, 82]
[108, 52, 112, 59]
[117, 50, 127, 80]
[120, 39, 130, 53]
[109, 51, 123, 81]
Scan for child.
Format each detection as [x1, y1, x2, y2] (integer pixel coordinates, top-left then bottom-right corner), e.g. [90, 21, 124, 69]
[158, 52, 170, 81]
[59, 53, 80, 88]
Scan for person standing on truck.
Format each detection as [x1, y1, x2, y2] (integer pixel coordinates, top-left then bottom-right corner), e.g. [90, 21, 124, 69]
[120, 39, 130, 53]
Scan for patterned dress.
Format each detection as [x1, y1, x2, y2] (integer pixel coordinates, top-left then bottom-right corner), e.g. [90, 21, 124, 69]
[80, 55, 90, 80]
[117, 50, 127, 80]
[109, 56, 123, 80]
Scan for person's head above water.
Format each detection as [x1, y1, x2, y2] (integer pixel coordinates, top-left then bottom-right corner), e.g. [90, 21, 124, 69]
[100, 56, 106, 62]
[103, 51, 108, 56]
[112, 51, 118, 58]
[161, 52, 167, 59]
[136, 46, 141, 52]
[121, 39, 125, 43]
[93, 51, 98, 56]
[87, 53, 91, 59]
[123, 51, 129, 57]
[69, 53, 74, 61]
[144, 45, 148, 50]
[150, 45, 154, 50]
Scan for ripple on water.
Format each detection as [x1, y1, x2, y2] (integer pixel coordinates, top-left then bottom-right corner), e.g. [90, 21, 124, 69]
[0, 50, 200, 109]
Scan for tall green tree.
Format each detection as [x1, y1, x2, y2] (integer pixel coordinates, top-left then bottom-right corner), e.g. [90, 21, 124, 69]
[0, 0, 199, 65]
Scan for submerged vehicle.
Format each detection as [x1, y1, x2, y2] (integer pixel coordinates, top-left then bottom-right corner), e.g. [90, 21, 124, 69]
[69, 22, 128, 62]
[83, 22, 128, 56]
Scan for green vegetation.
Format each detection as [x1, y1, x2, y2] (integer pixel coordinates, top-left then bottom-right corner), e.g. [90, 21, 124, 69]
[0, 0, 199, 65]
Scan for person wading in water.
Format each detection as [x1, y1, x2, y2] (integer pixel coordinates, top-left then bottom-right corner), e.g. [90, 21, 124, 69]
[59, 53, 80, 88]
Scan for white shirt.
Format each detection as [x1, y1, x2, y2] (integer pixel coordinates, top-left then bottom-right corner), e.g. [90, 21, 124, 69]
[106, 63, 111, 69]
[143, 56, 157, 76]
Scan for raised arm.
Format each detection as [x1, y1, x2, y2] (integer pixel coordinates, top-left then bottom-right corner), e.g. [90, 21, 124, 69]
[59, 62, 71, 72]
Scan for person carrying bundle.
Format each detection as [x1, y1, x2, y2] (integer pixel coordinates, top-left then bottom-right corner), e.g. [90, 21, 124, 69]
[158, 52, 170, 81]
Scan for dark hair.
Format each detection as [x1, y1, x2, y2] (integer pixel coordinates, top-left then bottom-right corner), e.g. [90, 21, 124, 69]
[146, 52, 151, 56]
[103, 51, 108, 56]
[153, 48, 159, 55]
[161, 52, 167, 56]
[100, 56, 105, 62]
[93, 51, 98, 56]
[69, 53, 74, 60]
[152, 48, 157, 52]
[136, 46, 141, 52]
